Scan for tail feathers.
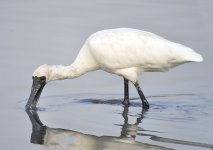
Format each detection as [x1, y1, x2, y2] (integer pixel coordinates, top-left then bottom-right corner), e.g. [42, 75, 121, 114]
[171, 42, 203, 63]
[187, 52, 203, 62]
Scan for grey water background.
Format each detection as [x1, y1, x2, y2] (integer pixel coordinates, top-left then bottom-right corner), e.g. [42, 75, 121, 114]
[0, 0, 213, 149]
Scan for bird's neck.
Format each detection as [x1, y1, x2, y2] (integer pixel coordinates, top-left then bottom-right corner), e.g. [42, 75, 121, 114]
[48, 63, 86, 82]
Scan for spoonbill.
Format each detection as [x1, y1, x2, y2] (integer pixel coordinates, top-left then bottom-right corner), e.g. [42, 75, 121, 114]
[26, 28, 203, 110]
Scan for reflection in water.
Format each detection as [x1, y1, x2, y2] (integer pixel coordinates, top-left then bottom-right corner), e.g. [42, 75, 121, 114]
[119, 105, 143, 142]
[26, 106, 171, 150]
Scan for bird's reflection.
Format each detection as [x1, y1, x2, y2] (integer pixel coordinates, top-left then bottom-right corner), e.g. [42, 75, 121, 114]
[26, 105, 170, 150]
[119, 105, 143, 142]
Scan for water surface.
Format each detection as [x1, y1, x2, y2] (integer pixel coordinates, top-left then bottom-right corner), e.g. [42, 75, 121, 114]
[0, 0, 213, 150]
[20, 93, 213, 150]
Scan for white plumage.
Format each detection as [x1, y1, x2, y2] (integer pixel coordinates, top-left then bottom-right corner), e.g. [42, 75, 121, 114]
[29, 28, 203, 109]
[34, 28, 203, 83]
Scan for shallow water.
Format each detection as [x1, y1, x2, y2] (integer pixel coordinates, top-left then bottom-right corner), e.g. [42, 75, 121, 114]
[0, 0, 213, 150]
[17, 93, 213, 150]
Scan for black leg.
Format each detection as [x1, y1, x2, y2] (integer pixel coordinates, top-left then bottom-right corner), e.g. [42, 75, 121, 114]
[134, 82, 149, 109]
[122, 78, 129, 105]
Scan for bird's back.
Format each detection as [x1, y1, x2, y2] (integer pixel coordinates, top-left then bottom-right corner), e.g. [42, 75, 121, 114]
[86, 28, 202, 72]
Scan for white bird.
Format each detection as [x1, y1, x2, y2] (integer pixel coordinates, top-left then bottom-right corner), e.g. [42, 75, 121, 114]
[26, 28, 203, 110]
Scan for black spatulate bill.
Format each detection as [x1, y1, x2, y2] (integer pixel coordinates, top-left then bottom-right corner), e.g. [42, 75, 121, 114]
[25, 76, 46, 110]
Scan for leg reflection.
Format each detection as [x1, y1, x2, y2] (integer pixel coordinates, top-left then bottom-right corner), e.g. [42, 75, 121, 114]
[120, 105, 146, 141]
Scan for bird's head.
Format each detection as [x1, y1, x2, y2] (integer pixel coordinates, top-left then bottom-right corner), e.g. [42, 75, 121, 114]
[33, 64, 52, 82]
[25, 64, 51, 110]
